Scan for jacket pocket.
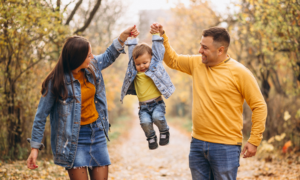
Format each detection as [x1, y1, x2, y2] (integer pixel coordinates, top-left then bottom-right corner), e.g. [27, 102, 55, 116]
[57, 97, 74, 117]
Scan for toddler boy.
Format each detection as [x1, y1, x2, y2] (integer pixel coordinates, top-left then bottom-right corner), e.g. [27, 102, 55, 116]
[120, 31, 175, 150]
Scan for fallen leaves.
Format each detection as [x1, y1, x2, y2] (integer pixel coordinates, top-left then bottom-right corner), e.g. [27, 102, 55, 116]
[238, 154, 300, 179]
[0, 160, 68, 180]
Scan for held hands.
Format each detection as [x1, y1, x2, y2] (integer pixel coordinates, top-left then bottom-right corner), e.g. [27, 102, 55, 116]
[129, 25, 139, 38]
[150, 22, 164, 36]
[241, 142, 257, 158]
[119, 25, 140, 45]
[27, 148, 39, 169]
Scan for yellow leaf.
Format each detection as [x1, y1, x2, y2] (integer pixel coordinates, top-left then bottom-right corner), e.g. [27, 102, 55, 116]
[267, 136, 274, 143]
[275, 133, 286, 141]
[284, 111, 291, 121]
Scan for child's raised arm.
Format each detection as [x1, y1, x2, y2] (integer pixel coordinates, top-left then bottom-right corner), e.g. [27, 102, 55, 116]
[125, 38, 138, 62]
[151, 33, 165, 62]
[125, 25, 139, 61]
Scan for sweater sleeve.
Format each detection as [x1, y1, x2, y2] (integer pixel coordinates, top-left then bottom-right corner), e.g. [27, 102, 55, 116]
[233, 64, 267, 146]
[162, 32, 198, 76]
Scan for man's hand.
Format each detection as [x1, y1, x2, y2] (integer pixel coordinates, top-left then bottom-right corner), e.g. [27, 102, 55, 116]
[150, 22, 164, 36]
[241, 142, 257, 158]
[27, 148, 39, 169]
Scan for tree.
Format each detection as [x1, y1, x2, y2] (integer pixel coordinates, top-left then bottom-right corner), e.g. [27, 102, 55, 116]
[228, 0, 300, 144]
[0, 0, 69, 158]
[0, 0, 104, 159]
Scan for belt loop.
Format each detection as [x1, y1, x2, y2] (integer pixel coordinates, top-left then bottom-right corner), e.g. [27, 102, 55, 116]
[155, 98, 159, 104]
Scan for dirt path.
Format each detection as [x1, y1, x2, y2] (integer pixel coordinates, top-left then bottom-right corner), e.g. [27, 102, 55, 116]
[108, 114, 300, 180]
[108, 116, 192, 180]
[1, 116, 299, 179]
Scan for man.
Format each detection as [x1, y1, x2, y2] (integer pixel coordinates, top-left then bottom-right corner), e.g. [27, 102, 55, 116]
[150, 23, 267, 179]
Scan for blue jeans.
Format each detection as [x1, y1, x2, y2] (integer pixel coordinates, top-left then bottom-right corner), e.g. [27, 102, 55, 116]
[138, 101, 169, 138]
[189, 138, 241, 180]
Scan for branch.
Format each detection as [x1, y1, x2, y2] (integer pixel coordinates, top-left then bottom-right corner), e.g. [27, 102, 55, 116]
[56, 0, 61, 12]
[63, 0, 75, 13]
[65, 0, 83, 25]
[13, 55, 44, 84]
[270, 68, 287, 97]
[43, 0, 55, 11]
[73, 0, 102, 35]
[0, 56, 5, 64]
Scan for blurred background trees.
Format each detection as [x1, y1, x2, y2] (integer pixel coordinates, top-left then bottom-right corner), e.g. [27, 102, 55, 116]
[228, 0, 300, 150]
[0, 0, 299, 160]
[0, 0, 130, 159]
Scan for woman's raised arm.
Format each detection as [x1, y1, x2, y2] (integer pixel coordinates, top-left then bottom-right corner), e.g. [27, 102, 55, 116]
[94, 25, 139, 70]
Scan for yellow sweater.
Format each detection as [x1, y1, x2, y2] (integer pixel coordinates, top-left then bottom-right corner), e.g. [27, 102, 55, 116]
[162, 32, 267, 146]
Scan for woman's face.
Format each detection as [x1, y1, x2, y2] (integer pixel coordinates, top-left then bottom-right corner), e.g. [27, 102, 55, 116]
[83, 44, 94, 68]
[77, 44, 94, 70]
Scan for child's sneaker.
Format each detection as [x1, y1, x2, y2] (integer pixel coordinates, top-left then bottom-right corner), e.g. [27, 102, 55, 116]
[159, 131, 170, 146]
[147, 135, 158, 150]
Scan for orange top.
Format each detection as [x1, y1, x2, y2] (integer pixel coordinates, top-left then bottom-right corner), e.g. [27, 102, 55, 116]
[72, 70, 98, 125]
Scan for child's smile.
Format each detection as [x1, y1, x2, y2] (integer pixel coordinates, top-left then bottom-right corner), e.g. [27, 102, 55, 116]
[134, 53, 151, 72]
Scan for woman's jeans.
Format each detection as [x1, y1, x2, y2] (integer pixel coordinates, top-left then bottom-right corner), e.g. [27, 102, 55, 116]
[189, 138, 241, 180]
[138, 101, 169, 138]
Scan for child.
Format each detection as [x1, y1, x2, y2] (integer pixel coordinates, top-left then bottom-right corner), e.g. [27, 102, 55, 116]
[120, 31, 175, 150]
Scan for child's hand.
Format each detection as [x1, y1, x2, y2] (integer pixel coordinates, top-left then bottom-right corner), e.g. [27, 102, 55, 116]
[150, 22, 164, 36]
[150, 24, 159, 34]
[130, 25, 139, 38]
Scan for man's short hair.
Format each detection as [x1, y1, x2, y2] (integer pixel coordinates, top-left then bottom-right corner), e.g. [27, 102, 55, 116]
[202, 27, 230, 50]
[132, 43, 152, 60]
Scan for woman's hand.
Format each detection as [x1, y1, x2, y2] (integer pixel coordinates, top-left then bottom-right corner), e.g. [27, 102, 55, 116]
[119, 25, 140, 45]
[27, 148, 39, 169]
[130, 25, 140, 38]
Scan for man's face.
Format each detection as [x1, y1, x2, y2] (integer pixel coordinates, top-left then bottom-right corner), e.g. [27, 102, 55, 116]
[134, 52, 151, 72]
[198, 36, 219, 66]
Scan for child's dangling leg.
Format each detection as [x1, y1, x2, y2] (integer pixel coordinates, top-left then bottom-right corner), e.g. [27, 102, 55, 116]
[152, 101, 170, 146]
[139, 105, 158, 150]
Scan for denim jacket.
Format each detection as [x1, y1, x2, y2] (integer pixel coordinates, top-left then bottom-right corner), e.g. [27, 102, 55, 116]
[120, 35, 175, 103]
[28, 39, 125, 168]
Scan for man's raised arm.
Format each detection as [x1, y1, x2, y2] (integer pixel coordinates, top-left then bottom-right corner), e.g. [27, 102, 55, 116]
[150, 23, 198, 76]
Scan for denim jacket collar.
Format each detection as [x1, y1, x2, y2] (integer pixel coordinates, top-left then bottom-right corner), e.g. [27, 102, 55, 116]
[65, 68, 92, 85]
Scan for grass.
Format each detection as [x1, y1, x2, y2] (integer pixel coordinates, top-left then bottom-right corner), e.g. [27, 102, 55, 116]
[108, 115, 133, 144]
[166, 115, 192, 134]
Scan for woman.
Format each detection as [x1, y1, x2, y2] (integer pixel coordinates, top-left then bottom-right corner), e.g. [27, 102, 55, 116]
[26, 25, 139, 180]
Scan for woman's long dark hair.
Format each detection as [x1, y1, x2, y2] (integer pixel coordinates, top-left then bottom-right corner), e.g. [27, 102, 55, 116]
[42, 36, 96, 101]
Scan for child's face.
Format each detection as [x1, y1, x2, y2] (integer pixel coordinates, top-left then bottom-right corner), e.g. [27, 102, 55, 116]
[134, 52, 151, 72]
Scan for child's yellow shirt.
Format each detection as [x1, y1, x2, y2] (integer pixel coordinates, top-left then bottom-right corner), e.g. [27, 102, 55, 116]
[134, 72, 161, 102]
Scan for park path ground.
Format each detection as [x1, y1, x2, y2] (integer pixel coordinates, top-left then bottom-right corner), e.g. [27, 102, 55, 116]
[108, 114, 300, 180]
[1, 115, 300, 179]
[108, 116, 192, 180]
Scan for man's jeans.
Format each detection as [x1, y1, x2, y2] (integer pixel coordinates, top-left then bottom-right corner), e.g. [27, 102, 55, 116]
[138, 101, 169, 138]
[189, 138, 241, 180]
